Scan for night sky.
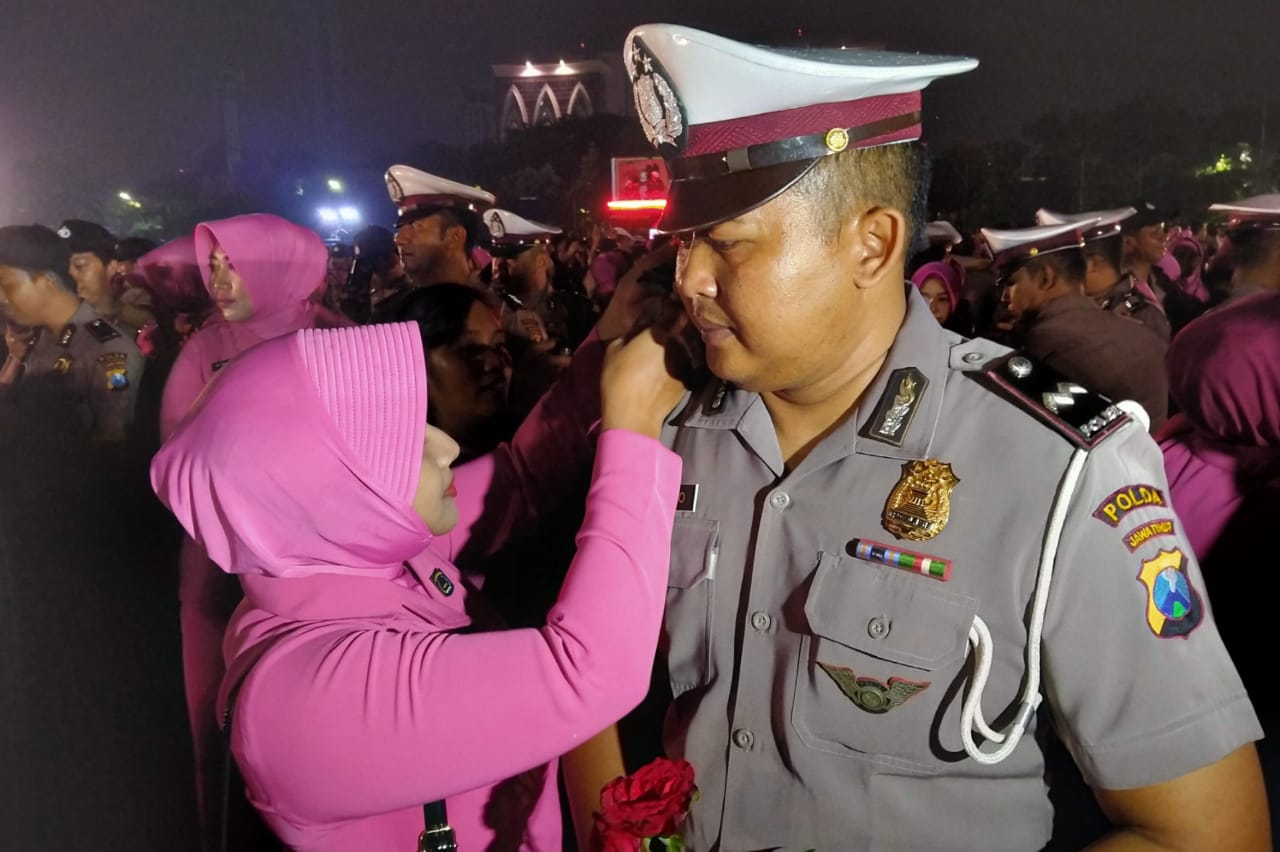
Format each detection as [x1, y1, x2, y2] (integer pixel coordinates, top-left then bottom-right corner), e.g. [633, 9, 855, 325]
[1, 0, 1277, 224]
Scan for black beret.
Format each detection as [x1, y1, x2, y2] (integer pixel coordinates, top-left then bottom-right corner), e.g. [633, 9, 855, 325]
[0, 225, 72, 273]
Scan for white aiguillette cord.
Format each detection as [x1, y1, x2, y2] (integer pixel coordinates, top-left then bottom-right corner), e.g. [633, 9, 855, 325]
[959, 400, 1150, 765]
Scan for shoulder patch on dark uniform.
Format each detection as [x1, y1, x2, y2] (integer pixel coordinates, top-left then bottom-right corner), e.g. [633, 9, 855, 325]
[85, 318, 121, 343]
[973, 353, 1129, 448]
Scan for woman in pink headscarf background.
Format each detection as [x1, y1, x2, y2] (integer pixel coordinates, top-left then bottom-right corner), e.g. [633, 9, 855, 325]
[910, 259, 973, 335]
[157, 212, 348, 848]
[1159, 292, 1280, 758]
[151, 321, 684, 851]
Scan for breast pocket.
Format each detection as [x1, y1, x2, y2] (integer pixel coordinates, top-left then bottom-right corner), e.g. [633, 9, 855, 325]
[791, 551, 977, 773]
[661, 517, 718, 699]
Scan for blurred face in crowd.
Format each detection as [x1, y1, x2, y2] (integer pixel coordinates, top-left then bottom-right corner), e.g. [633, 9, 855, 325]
[69, 251, 112, 312]
[918, 277, 954, 324]
[0, 265, 46, 326]
[675, 186, 903, 394]
[412, 424, 462, 534]
[396, 214, 461, 282]
[427, 301, 511, 442]
[512, 244, 553, 294]
[1000, 262, 1049, 324]
[207, 245, 254, 322]
[1128, 224, 1167, 266]
[326, 253, 351, 290]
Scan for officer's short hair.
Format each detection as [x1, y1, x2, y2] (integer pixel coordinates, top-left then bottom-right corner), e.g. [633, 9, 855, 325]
[1027, 246, 1086, 285]
[1083, 233, 1123, 273]
[1230, 227, 1280, 271]
[790, 141, 929, 254]
[433, 207, 480, 253]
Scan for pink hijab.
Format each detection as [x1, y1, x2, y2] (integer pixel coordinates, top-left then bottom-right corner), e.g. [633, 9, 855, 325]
[152, 323, 431, 580]
[136, 236, 210, 316]
[911, 260, 962, 306]
[1160, 292, 1280, 556]
[1164, 232, 1210, 303]
[193, 213, 329, 340]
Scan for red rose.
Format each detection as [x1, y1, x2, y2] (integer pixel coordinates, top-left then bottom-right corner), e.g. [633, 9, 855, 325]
[597, 757, 698, 840]
[592, 813, 642, 852]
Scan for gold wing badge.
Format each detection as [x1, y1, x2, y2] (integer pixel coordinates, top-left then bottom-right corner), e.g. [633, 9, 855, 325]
[819, 663, 930, 714]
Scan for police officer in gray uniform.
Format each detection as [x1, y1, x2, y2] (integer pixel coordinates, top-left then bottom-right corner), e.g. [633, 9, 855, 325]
[0, 225, 144, 442]
[574, 24, 1268, 852]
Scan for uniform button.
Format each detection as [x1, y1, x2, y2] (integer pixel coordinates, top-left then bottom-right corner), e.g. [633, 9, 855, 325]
[769, 491, 791, 510]
[732, 728, 754, 749]
[750, 611, 772, 632]
[962, 351, 984, 364]
[867, 616, 891, 639]
[1008, 356, 1033, 379]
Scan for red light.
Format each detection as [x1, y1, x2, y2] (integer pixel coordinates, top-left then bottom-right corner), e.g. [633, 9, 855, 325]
[606, 199, 668, 211]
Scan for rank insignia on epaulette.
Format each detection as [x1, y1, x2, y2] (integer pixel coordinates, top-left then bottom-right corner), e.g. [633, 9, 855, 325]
[53, 355, 73, 375]
[211, 359, 229, 372]
[86, 318, 121, 343]
[97, 352, 129, 391]
[57, 324, 77, 347]
[978, 354, 1129, 448]
[864, 367, 927, 447]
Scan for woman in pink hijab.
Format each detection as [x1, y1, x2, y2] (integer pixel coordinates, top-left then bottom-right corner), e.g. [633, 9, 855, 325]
[157, 213, 347, 847]
[151, 321, 683, 850]
[910, 259, 972, 335]
[1159, 292, 1280, 742]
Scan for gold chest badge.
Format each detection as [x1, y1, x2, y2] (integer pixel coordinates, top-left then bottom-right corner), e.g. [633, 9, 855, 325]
[883, 459, 959, 541]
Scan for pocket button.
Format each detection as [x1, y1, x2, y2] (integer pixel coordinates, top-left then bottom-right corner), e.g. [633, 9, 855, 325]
[750, 611, 772, 632]
[732, 728, 754, 749]
[867, 616, 891, 639]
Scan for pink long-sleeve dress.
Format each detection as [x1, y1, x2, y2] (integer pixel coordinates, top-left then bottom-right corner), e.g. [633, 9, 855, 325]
[153, 323, 680, 850]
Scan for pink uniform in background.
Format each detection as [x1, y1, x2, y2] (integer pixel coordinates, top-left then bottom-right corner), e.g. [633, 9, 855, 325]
[151, 323, 680, 850]
[156, 213, 346, 847]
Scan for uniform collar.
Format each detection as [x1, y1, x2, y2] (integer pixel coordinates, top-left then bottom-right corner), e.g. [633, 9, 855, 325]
[676, 285, 951, 471]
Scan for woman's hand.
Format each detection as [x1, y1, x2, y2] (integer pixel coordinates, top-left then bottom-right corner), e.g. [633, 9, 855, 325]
[601, 325, 688, 440]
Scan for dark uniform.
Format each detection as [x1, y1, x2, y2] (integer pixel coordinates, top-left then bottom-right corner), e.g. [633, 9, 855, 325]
[1095, 275, 1171, 341]
[5, 301, 144, 441]
[1016, 293, 1168, 431]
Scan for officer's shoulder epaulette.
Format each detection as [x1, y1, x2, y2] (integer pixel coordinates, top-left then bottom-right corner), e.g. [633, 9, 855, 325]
[85, 317, 122, 343]
[965, 349, 1131, 449]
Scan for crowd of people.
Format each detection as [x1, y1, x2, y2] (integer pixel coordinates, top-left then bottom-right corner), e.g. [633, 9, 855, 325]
[2, 20, 1279, 852]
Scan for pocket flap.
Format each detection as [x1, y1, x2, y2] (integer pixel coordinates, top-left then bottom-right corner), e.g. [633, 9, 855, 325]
[804, 551, 976, 670]
[669, 517, 719, 590]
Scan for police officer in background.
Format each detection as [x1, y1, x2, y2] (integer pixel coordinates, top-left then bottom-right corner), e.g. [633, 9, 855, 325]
[375, 165, 494, 322]
[569, 23, 1267, 852]
[0, 225, 144, 442]
[348, 225, 408, 323]
[1037, 205, 1172, 341]
[1208, 194, 1280, 304]
[984, 220, 1168, 431]
[58, 219, 155, 338]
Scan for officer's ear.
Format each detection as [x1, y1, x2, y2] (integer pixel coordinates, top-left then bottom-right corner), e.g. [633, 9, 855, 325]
[845, 205, 908, 291]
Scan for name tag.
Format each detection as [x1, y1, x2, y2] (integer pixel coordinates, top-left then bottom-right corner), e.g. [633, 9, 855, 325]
[676, 483, 700, 513]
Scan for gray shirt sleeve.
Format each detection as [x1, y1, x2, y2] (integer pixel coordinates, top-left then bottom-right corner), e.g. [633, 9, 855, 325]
[1041, 420, 1261, 789]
